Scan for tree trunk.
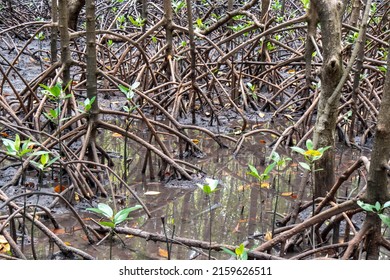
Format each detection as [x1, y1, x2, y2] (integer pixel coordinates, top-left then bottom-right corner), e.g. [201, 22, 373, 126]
[311, 0, 344, 198]
[68, 0, 85, 31]
[50, 0, 58, 64]
[362, 43, 390, 259]
[58, 0, 72, 86]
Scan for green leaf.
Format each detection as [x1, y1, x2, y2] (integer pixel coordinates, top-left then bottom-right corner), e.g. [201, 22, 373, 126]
[221, 247, 237, 257]
[305, 139, 313, 150]
[40, 153, 49, 165]
[298, 162, 311, 171]
[205, 178, 218, 191]
[357, 200, 376, 212]
[99, 221, 115, 228]
[46, 156, 60, 168]
[118, 84, 129, 94]
[131, 81, 140, 90]
[97, 203, 113, 219]
[383, 201, 390, 209]
[114, 205, 142, 225]
[378, 214, 390, 227]
[318, 146, 331, 154]
[375, 201, 381, 212]
[86, 207, 107, 216]
[14, 134, 20, 151]
[235, 243, 245, 256]
[203, 185, 212, 194]
[290, 146, 306, 155]
[240, 250, 248, 260]
[247, 164, 260, 179]
[264, 162, 276, 175]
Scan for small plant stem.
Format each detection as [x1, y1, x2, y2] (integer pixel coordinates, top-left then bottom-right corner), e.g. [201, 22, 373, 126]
[31, 170, 43, 260]
[310, 162, 315, 250]
[161, 216, 171, 260]
[110, 231, 113, 260]
[271, 168, 280, 238]
[208, 195, 212, 260]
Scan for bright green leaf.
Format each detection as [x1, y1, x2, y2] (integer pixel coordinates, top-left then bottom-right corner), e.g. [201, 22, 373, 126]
[298, 161, 311, 171]
[99, 221, 115, 228]
[97, 203, 113, 219]
[290, 146, 306, 155]
[378, 214, 390, 227]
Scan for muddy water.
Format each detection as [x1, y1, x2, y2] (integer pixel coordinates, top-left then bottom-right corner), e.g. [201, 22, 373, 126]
[23, 116, 376, 260]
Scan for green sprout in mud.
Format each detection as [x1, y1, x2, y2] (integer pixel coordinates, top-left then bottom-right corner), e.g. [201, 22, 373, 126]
[30, 151, 59, 172]
[290, 139, 331, 172]
[197, 178, 219, 259]
[40, 82, 72, 101]
[246, 82, 257, 101]
[172, 0, 185, 14]
[2, 134, 37, 159]
[118, 82, 140, 113]
[222, 243, 249, 260]
[357, 200, 390, 228]
[247, 161, 275, 183]
[87, 203, 142, 259]
[127, 15, 146, 28]
[87, 203, 142, 228]
[79, 97, 96, 113]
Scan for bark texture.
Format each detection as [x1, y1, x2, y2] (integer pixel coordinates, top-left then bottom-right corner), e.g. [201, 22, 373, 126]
[311, 0, 344, 198]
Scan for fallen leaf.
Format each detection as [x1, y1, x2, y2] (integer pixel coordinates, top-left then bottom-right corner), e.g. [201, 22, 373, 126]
[258, 112, 265, 118]
[64, 241, 72, 246]
[260, 182, 270, 189]
[112, 132, 123, 138]
[54, 185, 67, 193]
[259, 139, 267, 144]
[125, 235, 134, 238]
[144, 191, 161, 196]
[0, 132, 9, 137]
[265, 231, 272, 241]
[287, 69, 296, 74]
[0, 236, 10, 253]
[192, 139, 200, 145]
[237, 185, 250, 191]
[52, 228, 66, 235]
[280, 192, 298, 199]
[158, 248, 168, 258]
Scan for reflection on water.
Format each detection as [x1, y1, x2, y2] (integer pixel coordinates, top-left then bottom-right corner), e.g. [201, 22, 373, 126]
[27, 117, 388, 260]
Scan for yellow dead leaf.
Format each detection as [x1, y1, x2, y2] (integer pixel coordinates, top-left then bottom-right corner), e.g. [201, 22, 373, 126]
[0, 242, 10, 253]
[64, 241, 72, 246]
[238, 185, 250, 191]
[280, 192, 298, 199]
[192, 139, 200, 145]
[158, 248, 168, 258]
[287, 69, 296, 74]
[112, 132, 123, 138]
[260, 182, 270, 189]
[265, 231, 272, 241]
[74, 193, 80, 202]
[281, 192, 293, 197]
[125, 235, 134, 238]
